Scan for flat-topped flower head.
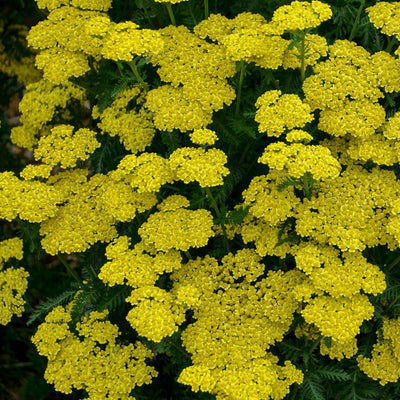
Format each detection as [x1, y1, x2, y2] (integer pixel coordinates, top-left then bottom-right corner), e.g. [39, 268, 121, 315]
[270, 0, 332, 32]
[255, 90, 313, 136]
[189, 128, 218, 146]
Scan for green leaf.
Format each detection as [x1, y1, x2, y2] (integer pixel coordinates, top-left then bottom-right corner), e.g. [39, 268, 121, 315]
[97, 285, 131, 312]
[324, 336, 332, 349]
[224, 205, 250, 225]
[299, 375, 325, 400]
[313, 365, 351, 383]
[27, 289, 77, 326]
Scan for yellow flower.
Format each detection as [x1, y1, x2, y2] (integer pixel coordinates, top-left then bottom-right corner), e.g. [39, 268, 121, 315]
[189, 128, 218, 146]
[270, 0, 332, 32]
[367, 2, 400, 39]
[169, 147, 229, 187]
[258, 142, 341, 181]
[95, 86, 156, 153]
[255, 90, 313, 136]
[302, 293, 374, 342]
[0, 238, 27, 325]
[138, 207, 214, 252]
[34, 124, 100, 168]
[126, 286, 185, 342]
[32, 306, 158, 397]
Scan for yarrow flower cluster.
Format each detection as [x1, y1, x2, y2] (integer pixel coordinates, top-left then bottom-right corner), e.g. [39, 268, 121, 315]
[0, 238, 27, 325]
[3, 0, 400, 398]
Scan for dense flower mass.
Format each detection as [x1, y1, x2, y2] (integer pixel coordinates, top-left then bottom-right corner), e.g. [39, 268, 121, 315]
[2, 0, 400, 399]
[32, 307, 158, 398]
[0, 238, 27, 325]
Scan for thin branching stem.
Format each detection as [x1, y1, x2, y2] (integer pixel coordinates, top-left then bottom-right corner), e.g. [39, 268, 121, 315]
[166, 338, 191, 358]
[204, 0, 209, 19]
[235, 60, 247, 116]
[57, 254, 82, 285]
[288, 383, 299, 400]
[188, 0, 197, 25]
[165, 3, 176, 26]
[385, 36, 398, 53]
[349, 0, 366, 42]
[239, 139, 254, 164]
[128, 59, 149, 91]
[300, 33, 306, 82]
[205, 187, 230, 252]
[388, 254, 400, 271]
[85, 265, 98, 282]
[387, 292, 400, 312]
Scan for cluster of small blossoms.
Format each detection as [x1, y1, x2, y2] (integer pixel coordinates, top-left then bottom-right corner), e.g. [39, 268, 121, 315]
[11, 79, 85, 150]
[366, 2, 400, 44]
[189, 128, 218, 146]
[169, 147, 229, 187]
[34, 124, 100, 168]
[39, 173, 118, 255]
[303, 39, 400, 165]
[269, 0, 332, 32]
[258, 141, 341, 181]
[358, 317, 400, 385]
[32, 306, 158, 399]
[0, 238, 27, 325]
[173, 254, 304, 399]
[0, 22, 41, 86]
[146, 25, 236, 132]
[255, 90, 313, 137]
[92, 87, 155, 153]
[138, 196, 215, 252]
[4, 0, 400, 398]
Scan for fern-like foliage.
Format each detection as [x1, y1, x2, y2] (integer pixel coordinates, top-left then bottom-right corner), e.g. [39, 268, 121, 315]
[90, 133, 126, 173]
[331, 367, 381, 400]
[224, 205, 250, 225]
[213, 164, 246, 206]
[311, 364, 351, 383]
[227, 114, 258, 140]
[97, 285, 132, 312]
[278, 176, 303, 192]
[27, 288, 77, 326]
[298, 375, 326, 400]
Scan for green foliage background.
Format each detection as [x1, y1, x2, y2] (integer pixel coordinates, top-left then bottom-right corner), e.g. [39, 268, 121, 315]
[1, 0, 400, 399]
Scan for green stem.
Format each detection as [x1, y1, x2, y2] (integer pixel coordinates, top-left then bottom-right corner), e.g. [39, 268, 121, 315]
[143, 1, 154, 27]
[385, 36, 398, 53]
[3, 362, 32, 368]
[188, 0, 197, 25]
[184, 250, 193, 260]
[388, 255, 400, 271]
[387, 292, 400, 311]
[204, 0, 209, 19]
[302, 175, 311, 200]
[388, 254, 400, 271]
[267, 70, 280, 90]
[300, 33, 306, 82]
[116, 61, 124, 76]
[239, 139, 254, 164]
[309, 335, 322, 354]
[128, 59, 149, 91]
[288, 383, 299, 400]
[204, 187, 230, 252]
[85, 265, 98, 281]
[165, 3, 176, 26]
[205, 187, 221, 218]
[57, 254, 82, 285]
[235, 60, 246, 116]
[349, 0, 366, 42]
[166, 338, 191, 358]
